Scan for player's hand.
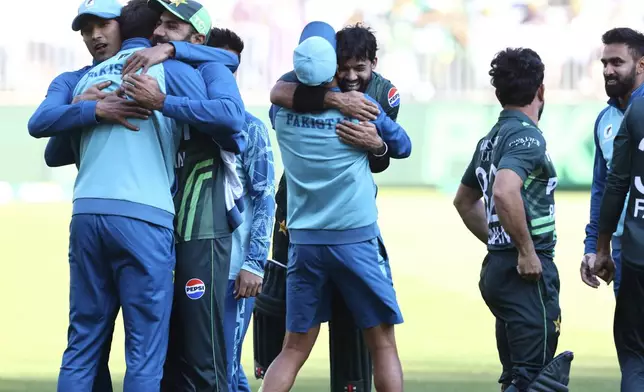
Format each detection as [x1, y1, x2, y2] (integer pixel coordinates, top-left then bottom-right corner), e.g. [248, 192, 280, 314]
[580, 253, 601, 288]
[95, 94, 152, 131]
[336, 120, 386, 154]
[73, 81, 112, 103]
[517, 252, 542, 282]
[337, 91, 380, 121]
[122, 74, 165, 111]
[234, 270, 263, 300]
[593, 251, 616, 285]
[122, 43, 175, 75]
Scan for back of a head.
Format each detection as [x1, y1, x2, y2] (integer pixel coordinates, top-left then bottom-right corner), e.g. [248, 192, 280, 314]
[489, 47, 544, 107]
[293, 21, 337, 87]
[602, 27, 644, 59]
[336, 23, 378, 65]
[207, 28, 244, 60]
[120, 0, 161, 41]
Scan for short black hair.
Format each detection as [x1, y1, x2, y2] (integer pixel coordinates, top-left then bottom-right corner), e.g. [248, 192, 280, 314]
[602, 27, 644, 59]
[489, 48, 544, 107]
[207, 28, 244, 61]
[119, 0, 161, 41]
[336, 23, 378, 65]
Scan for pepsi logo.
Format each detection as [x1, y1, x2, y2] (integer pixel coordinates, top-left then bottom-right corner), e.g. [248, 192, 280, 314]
[185, 278, 206, 300]
[387, 87, 400, 108]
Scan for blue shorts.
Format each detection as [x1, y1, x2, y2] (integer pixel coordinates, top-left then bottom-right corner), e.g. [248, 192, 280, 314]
[286, 237, 403, 333]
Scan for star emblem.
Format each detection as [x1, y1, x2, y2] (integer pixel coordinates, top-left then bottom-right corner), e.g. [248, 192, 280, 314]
[278, 220, 288, 235]
[170, 0, 187, 6]
[554, 315, 561, 334]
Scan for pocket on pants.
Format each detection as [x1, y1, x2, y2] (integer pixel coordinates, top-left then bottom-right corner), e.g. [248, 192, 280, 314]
[479, 254, 491, 298]
[538, 258, 561, 332]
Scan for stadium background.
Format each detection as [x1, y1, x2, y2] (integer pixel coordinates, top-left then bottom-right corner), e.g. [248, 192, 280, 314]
[0, 0, 635, 390]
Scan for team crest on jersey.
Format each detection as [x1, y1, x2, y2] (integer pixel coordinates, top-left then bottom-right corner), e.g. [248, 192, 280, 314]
[387, 87, 400, 108]
[185, 278, 206, 300]
[603, 124, 613, 139]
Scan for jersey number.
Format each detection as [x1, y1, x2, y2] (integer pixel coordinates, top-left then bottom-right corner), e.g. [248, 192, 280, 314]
[476, 164, 499, 224]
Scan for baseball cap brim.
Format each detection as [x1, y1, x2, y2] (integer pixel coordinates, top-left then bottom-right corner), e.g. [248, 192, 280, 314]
[71, 11, 119, 31]
[149, 0, 186, 22]
[148, 0, 211, 37]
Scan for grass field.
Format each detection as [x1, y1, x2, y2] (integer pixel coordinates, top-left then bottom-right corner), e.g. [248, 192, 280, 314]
[0, 189, 622, 391]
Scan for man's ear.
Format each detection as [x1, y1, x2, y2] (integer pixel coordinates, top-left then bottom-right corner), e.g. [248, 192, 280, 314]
[191, 33, 206, 45]
[638, 56, 644, 75]
[537, 84, 545, 102]
[372, 57, 378, 70]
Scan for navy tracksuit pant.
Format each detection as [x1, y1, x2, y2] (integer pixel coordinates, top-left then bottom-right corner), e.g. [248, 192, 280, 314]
[57, 214, 175, 392]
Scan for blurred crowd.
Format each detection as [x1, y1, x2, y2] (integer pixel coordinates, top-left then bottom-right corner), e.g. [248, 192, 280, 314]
[2, 0, 644, 104]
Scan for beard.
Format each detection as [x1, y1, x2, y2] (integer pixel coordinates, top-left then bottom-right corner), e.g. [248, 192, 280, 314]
[152, 33, 192, 46]
[605, 69, 636, 98]
[151, 36, 169, 45]
[538, 101, 545, 121]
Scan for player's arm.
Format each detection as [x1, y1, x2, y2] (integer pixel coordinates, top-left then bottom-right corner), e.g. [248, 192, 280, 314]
[122, 42, 240, 75]
[453, 144, 488, 244]
[27, 71, 99, 138]
[44, 135, 77, 167]
[493, 128, 547, 257]
[598, 111, 633, 255]
[126, 61, 245, 153]
[364, 98, 411, 159]
[583, 117, 609, 256]
[241, 119, 276, 280]
[270, 71, 380, 120]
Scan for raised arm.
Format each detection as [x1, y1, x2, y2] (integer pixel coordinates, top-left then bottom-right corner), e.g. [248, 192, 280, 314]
[28, 71, 99, 138]
[367, 99, 411, 159]
[122, 42, 239, 75]
[125, 60, 245, 153]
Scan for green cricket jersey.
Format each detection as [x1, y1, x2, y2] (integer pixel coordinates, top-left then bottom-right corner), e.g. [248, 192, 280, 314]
[174, 126, 231, 243]
[461, 109, 558, 255]
[367, 72, 400, 121]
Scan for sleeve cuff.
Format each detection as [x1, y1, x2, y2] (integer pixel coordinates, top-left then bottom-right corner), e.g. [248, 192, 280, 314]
[170, 41, 188, 60]
[241, 264, 264, 278]
[80, 100, 99, 126]
[497, 160, 529, 182]
[161, 95, 184, 117]
[583, 240, 597, 255]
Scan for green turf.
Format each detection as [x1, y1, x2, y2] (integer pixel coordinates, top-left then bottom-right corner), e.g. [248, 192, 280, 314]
[0, 190, 622, 391]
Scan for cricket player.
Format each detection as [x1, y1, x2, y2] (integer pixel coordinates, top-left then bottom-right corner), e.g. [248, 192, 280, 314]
[258, 24, 400, 392]
[32, 0, 223, 389]
[39, 2, 244, 389]
[262, 21, 411, 392]
[121, 2, 246, 391]
[595, 92, 644, 392]
[30, 1, 132, 390]
[453, 48, 572, 391]
[32, 0, 243, 390]
[206, 27, 276, 392]
[581, 27, 644, 297]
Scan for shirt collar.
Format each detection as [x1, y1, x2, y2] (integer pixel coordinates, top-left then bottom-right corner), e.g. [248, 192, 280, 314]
[90, 38, 152, 66]
[498, 109, 538, 129]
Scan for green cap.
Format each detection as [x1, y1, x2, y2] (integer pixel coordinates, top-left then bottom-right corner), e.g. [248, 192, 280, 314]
[148, 0, 212, 37]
